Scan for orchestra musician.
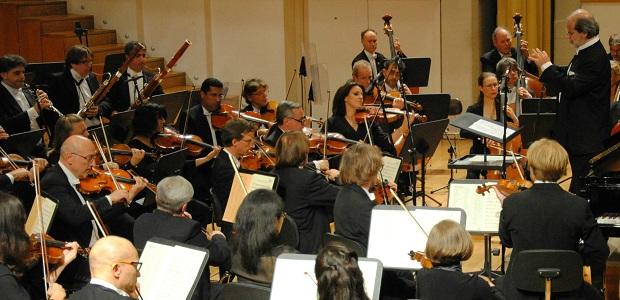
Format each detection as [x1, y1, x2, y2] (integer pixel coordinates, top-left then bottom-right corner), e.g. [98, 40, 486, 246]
[183, 77, 224, 147]
[68, 236, 140, 300]
[0, 55, 60, 135]
[209, 119, 255, 237]
[0, 192, 79, 300]
[47, 45, 103, 128]
[315, 242, 369, 300]
[609, 33, 620, 62]
[273, 131, 340, 254]
[480, 27, 538, 76]
[262, 100, 304, 147]
[415, 220, 503, 300]
[382, 59, 411, 95]
[460, 72, 519, 179]
[498, 138, 608, 298]
[230, 189, 295, 285]
[48, 114, 89, 165]
[495, 57, 533, 107]
[529, 9, 611, 194]
[352, 29, 406, 79]
[101, 41, 164, 117]
[241, 78, 271, 114]
[133, 176, 231, 299]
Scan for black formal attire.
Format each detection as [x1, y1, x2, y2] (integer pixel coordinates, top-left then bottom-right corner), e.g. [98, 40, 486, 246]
[352, 50, 387, 73]
[230, 245, 295, 286]
[273, 167, 340, 254]
[101, 70, 162, 116]
[499, 183, 609, 298]
[182, 105, 222, 147]
[69, 283, 133, 300]
[47, 70, 101, 116]
[333, 184, 375, 250]
[0, 83, 58, 135]
[209, 150, 235, 237]
[126, 139, 158, 181]
[327, 115, 395, 155]
[416, 266, 504, 300]
[262, 125, 283, 147]
[539, 38, 611, 193]
[241, 103, 268, 114]
[480, 48, 539, 76]
[0, 174, 14, 192]
[0, 264, 30, 300]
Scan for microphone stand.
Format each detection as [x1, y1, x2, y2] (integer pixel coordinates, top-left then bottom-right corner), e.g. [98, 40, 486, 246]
[500, 71, 510, 179]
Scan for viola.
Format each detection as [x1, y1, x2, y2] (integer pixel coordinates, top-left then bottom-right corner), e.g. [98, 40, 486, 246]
[408, 250, 433, 269]
[0, 154, 32, 173]
[154, 127, 214, 156]
[79, 167, 156, 195]
[239, 150, 275, 170]
[29, 233, 89, 266]
[372, 182, 392, 205]
[258, 100, 278, 123]
[355, 107, 401, 124]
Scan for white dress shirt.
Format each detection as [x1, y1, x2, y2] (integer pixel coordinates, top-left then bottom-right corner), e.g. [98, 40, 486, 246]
[201, 106, 219, 147]
[70, 69, 99, 127]
[1, 81, 40, 130]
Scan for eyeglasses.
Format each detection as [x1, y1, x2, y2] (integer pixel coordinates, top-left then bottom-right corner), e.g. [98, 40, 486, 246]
[115, 261, 142, 271]
[71, 152, 97, 162]
[78, 59, 93, 65]
[287, 116, 306, 124]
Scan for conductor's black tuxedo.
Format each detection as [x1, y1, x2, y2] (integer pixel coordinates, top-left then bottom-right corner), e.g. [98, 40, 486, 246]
[69, 283, 133, 300]
[499, 183, 609, 297]
[480, 47, 538, 75]
[273, 167, 340, 254]
[0, 83, 58, 134]
[333, 184, 376, 250]
[46, 69, 100, 115]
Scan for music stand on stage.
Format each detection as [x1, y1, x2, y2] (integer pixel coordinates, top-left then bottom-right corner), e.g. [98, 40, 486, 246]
[401, 118, 449, 206]
[153, 148, 186, 183]
[25, 62, 64, 90]
[109, 110, 135, 144]
[405, 94, 450, 122]
[150, 91, 188, 126]
[6, 129, 46, 158]
[87, 125, 111, 144]
[400, 57, 431, 88]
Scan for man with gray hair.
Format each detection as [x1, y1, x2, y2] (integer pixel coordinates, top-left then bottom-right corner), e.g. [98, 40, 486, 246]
[609, 33, 620, 62]
[262, 100, 304, 147]
[530, 9, 610, 195]
[480, 26, 538, 76]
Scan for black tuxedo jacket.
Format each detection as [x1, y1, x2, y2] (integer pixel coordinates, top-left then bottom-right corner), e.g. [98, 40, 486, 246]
[46, 69, 101, 115]
[499, 183, 609, 292]
[480, 48, 539, 76]
[263, 124, 283, 147]
[333, 184, 376, 250]
[102, 70, 162, 116]
[0, 83, 58, 134]
[273, 167, 340, 254]
[183, 104, 221, 147]
[210, 150, 235, 223]
[352, 50, 387, 72]
[540, 40, 611, 155]
[41, 165, 126, 247]
[69, 283, 133, 300]
[327, 115, 395, 155]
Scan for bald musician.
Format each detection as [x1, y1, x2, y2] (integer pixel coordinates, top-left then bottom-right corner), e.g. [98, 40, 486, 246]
[352, 29, 406, 79]
[69, 236, 140, 299]
[480, 27, 538, 76]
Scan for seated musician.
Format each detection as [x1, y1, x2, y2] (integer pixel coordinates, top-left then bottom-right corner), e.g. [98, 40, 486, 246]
[263, 101, 304, 147]
[69, 236, 140, 300]
[133, 176, 231, 298]
[210, 119, 255, 237]
[101, 41, 163, 117]
[184, 77, 224, 147]
[352, 60, 405, 110]
[0, 127, 46, 193]
[273, 131, 340, 254]
[415, 220, 504, 300]
[460, 72, 519, 179]
[47, 45, 103, 128]
[480, 27, 538, 76]
[241, 78, 272, 114]
[381, 59, 412, 96]
[495, 57, 533, 106]
[498, 138, 608, 298]
[315, 242, 369, 300]
[0, 55, 60, 135]
[352, 29, 406, 79]
[230, 189, 295, 285]
[0, 192, 78, 300]
[41, 135, 146, 288]
[327, 81, 411, 155]
[48, 114, 89, 165]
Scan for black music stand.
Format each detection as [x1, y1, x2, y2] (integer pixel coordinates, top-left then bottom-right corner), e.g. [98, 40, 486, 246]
[521, 98, 558, 114]
[400, 57, 431, 88]
[150, 91, 188, 126]
[109, 110, 135, 144]
[6, 129, 46, 158]
[518, 113, 555, 147]
[405, 94, 450, 122]
[87, 125, 112, 144]
[153, 148, 186, 183]
[25, 62, 64, 90]
[401, 118, 449, 206]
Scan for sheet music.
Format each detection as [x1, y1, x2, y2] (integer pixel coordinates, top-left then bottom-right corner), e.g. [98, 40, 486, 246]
[25, 196, 57, 235]
[448, 182, 502, 232]
[468, 155, 520, 163]
[379, 156, 402, 183]
[249, 173, 276, 191]
[469, 119, 515, 140]
[139, 240, 207, 300]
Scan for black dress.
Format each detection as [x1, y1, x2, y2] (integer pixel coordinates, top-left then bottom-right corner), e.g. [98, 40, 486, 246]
[416, 266, 504, 300]
[327, 115, 395, 155]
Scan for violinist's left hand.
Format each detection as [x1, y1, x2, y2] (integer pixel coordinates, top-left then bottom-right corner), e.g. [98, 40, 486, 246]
[392, 97, 405, 110]
[206, 146, 222, 161]
[387, 181, 398, 193]
[129, 148, 145, 167]
[324, 169, 340, 181]
[0, 127, 9, 140]
[127, 176, 148, 203]
[61, 241, 79, 266]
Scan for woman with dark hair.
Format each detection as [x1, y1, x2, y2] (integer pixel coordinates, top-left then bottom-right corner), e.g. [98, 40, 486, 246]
[48, 114, 88, 165]
[327, 81, 408, 155]
[0, 192, 78, 299]
[315, 242, 369, 300]
[230, 189, 293, 285]
[273, 131, 340, 254]
[460, 72, 520, 179]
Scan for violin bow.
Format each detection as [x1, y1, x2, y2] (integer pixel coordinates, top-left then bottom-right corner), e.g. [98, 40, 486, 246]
[0, 146, 19, 170]
[485, 143, 526, 180]
[238, 79, 245, 113]
[92, 135, 123, 194]
[179, 84, 196, 150]
[323, 91, 330, 160]
[390, 189, 429, 238]
[33, 160, 51, 296]
[86, 201, 110, 237]
[98, 116, 114, 162]
[254, 142, 275, 166]
[226, 151, 248, 195]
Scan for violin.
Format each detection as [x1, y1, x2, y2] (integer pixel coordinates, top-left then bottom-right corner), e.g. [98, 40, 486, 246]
[154, 127, 214, 156]
[79, 167, 156, 195]
[240, 150, 275, 170]
[29, 233, 89, 266]
[211, 104, 236, 129]
[408, 250, 433, 269]
[99, 144, 158, 166]
[307, 131, 358, 156]
[0, 154, 31, 173]
[364, 89, 423, 111]
[476, 179, 531, 197]
[372, 183, 392, 205]
[355, 107, 401, 124]
[255, 100, 278, 123]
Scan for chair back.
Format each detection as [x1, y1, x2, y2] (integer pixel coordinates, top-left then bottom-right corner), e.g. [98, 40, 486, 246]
[219, 282, 270, 300]
[511, 249, 583, 293]
[103, 53, 125, 75]
[276, 214, 299, 249]
[322, 232, 367, 257]
[448, 98, 463, 115]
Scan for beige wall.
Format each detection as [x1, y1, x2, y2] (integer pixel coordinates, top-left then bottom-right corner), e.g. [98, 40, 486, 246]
[583, 1, 620, 53]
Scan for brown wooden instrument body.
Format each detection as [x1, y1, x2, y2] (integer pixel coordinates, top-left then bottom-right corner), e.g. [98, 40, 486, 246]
[29, 233, 89, 266]
[140, 40, 191, 100]
[154, 127, 213, 157]
[409, 250, 433, 269]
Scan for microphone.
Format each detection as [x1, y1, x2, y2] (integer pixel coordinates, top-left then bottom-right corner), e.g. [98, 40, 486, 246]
[366, 71, 385, 94]
[124, 75, 144, 83]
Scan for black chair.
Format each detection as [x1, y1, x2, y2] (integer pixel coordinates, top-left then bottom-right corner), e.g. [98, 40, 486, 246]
[103, 52, 125, 74]
[276, 214, 299, 249]
[448, 98, 463, 115]
[218, 282, 271, 300]
[511, 249, 583, 299]
[322, 232, 367, 257]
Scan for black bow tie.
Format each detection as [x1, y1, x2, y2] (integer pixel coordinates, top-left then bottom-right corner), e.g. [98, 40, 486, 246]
[75, 78, 84, 86]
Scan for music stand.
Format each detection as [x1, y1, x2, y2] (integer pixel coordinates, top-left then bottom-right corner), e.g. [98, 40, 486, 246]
[108, 110, 135, 144]
[400, 57, 431, 88]
[7, 129, 46, 157]
[87, 125, 112, 144]
[401, 118, 449, 206]
[521, 98, 558, 114]
[518, 113, 555, 147]
[153, 148, 186, 183]
[405, 94, 450, 122]
[25, 62, 65, 90]
[150, 91, 188, 126]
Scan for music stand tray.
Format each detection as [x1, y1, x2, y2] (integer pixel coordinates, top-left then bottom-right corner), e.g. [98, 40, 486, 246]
[401, 118, 449, 164]
[7, 129, 46, 157]
[153, 148, 187, 183]
[150, 91, 188, 126]
[400, 57, 431, 88]
[451, 112, 522, 144]
[405, 94, 450, 122]
[448, 154, 522, 171]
